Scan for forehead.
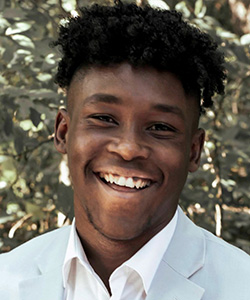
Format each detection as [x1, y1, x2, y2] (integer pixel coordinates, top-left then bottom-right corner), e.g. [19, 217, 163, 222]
[70, 64, 183, 94]
[67, 63, 199, 123]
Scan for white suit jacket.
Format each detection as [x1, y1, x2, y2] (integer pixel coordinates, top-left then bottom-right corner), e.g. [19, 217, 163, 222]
[1, 207, 250, 300]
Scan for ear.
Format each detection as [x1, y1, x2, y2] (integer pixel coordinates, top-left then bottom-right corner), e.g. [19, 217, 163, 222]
[188, 128, 205, 173]
[54, 109, 70, 154]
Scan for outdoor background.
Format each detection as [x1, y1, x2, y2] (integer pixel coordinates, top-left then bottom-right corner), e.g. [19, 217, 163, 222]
[0, 0, 250, 254]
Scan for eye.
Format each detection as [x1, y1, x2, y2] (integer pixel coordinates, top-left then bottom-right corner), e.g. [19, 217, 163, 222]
[90, 114, 118, 125]
[147, 123, 178, 139]
[94, 115, 113, 122]
[148, 123, 175, 132]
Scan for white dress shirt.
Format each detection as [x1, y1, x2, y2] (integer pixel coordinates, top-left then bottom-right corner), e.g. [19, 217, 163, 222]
[63, 210, 178, 300]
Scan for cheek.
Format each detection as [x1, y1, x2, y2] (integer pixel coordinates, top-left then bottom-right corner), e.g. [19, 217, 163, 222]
[158, 141, 190, 165]
[67, 133, 111, 191]
[158, 145, 191, 185]
[67, 128, 102, 160]
[67, 134, 94, 178]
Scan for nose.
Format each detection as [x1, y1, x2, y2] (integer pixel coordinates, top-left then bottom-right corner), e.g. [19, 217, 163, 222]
[106, 131, 150, 161]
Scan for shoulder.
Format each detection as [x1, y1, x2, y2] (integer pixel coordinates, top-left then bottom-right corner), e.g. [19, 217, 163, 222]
[0, 225, 71, 263]
[201, 226, 250, 270]
[177, 207, 250, 267]
[171, 208, 250, 298]
[194, 225, 250, 298]
[0, 225, 71, 285]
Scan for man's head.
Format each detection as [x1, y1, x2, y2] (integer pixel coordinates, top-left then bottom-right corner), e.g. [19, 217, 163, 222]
[54, 2, 226, 242]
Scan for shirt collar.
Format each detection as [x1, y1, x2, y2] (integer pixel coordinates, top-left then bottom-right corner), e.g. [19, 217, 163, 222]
[63, 209, 178, 293]
[63, 219, 94, 288]
[122, 209, 178, 293]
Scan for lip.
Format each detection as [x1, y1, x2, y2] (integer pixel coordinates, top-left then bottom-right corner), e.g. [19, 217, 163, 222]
[94, 172, 154, 194]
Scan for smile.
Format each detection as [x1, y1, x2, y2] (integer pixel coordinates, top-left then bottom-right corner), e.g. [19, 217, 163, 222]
[99, 172, 151, 190]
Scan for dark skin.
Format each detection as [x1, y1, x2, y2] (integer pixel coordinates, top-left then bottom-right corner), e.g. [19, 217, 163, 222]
[54, 63, 205, 293]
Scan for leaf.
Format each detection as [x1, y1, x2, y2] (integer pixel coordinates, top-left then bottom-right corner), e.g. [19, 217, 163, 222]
[194, 0, 207, 18]
[19, 120, 34, 131]
[194, 0, 203, 16]
[175, 1, 191, 18]
[0, 215, 16, 225]
[25, 202, 44, 221]
[3, 113, 13, 136]
[0, 15, 10, 34]
[147, 0, 170, 10]
[0, 74, 8, 85]
[36, 73, 52, 82]
[30, 107, 41, 127]
[61, 0, 77, 12]
[55, 183, 74, 219]
[0, 156, 17, 186]
[6, 49, 33, 68]
[45, 53, 56, 65]
[29, 89, 58, 100]
[11, 34, 35, 49]
[14, 133, 24, 155]
[240, 34, 250, 45]
[5, 22, 33, 36]
[217, 29, 238, 40]
[2, 8, 26, 20]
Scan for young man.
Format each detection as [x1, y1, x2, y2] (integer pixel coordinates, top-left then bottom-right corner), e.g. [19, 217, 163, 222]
[1, 1, 250, 299]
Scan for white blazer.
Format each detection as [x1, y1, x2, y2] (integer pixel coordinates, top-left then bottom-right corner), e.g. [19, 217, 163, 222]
[1, 207, 250, 300]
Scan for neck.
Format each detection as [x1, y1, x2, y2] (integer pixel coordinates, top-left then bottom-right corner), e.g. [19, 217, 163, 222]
[74, 217, 166, 293]
[76, 220, 152, 291]
[74, 201, 176, 292]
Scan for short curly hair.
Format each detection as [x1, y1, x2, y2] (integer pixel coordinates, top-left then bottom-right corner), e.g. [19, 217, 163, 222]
[54, 1, 226, 109]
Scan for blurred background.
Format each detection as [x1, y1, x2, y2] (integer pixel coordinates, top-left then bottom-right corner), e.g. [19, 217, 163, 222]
[0, 0, 249, 254]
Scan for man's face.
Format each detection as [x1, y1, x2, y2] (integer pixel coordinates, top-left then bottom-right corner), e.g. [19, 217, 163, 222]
[55, 63, 204, 241]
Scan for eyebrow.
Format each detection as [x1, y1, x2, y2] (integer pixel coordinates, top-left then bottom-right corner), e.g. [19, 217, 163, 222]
[83, 93, 122, 106]
[82, 93, 185, 119]
[151, 104, 185, 120]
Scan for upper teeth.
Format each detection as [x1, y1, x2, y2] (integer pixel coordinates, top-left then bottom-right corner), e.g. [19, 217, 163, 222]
[100, 173, 151, 189]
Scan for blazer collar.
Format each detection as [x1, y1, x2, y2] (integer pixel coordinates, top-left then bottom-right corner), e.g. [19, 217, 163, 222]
[19, 226, 70, 300]
[146, 207, 206, 300]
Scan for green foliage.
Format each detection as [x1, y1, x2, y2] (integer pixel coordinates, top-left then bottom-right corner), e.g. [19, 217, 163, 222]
[0, 0, 249, 254]
[0, 0, 73, 252]
[178, 0, 250, 253]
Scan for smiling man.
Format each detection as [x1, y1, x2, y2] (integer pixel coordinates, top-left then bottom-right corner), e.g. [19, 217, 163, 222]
[1, 1, 250, 300]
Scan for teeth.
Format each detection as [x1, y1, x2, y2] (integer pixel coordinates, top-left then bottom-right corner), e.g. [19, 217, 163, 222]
[118, 177, 126, 186]
[109, 174, 114, 184]
[135, 180, 142, 189]
[99, 173, 151, 189]
[126, 177, 134, 188]
[104, 174, 110, 182]
[113, 176, 118, 185]
[141, 181, 147, 188]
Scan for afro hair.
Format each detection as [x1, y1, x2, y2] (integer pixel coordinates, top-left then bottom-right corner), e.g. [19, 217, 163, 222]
[54, 0, 226, 109]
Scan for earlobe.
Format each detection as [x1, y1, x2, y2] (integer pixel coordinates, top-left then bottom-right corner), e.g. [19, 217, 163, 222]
[189, 128, 205, 173]
[54, 109, 70, 154]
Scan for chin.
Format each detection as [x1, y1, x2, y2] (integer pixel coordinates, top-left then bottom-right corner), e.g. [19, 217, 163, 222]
[98, 229, 145, 242]
[92, 216, 152, 242]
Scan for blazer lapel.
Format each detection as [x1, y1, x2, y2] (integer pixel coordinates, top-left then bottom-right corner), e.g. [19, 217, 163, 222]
[146, 262, 204, 300]
[19, 226, 70, 300]
[147, 207, 206, 300]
